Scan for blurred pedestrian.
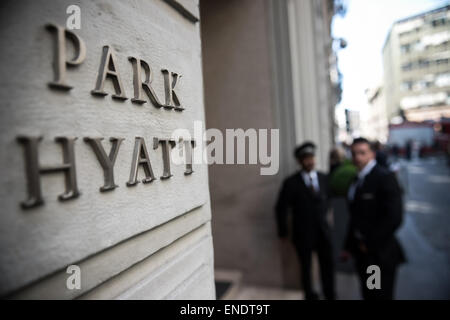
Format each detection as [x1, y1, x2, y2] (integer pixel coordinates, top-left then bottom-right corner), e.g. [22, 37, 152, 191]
[405, 140, 412, 160]
[275, 142, 335, 300]
[447, 142, 450, 167]
[329, 146, 346, 174]
[391, 144, 400, 160]
[341, 138, 406, 300]
[329, 146, 357, 197]
[373, 140, 389, 168]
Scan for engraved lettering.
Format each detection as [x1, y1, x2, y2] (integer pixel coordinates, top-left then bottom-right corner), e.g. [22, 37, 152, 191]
[91, 45, 128, 100]
[162, 69, 184, 111]
[127, 137, 156, 186]
[17, 136, 80, 208]
[46, 23, 86, 90]
[129, 57, 164, 108]
[84, 137, 124, 192]
[183, 139, 196, 175]
[153, 138, 176, 179]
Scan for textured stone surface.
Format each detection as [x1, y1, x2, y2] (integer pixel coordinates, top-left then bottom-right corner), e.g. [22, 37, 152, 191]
[0, 0, 213, 298]
[8, 204, 212, 299]
[80, 222, 215, 300]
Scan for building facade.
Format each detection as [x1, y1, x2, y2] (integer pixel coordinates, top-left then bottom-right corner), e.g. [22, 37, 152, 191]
[201, 0, 340, 289]
[383, 5, 450, 123]
[361, 85, 389, 143]
[0, 0, 215, 299]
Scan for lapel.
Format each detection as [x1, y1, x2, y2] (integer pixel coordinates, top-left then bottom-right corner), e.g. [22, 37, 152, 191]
[316, 172, 323, 193]
[348, 175, 359, 203]
[297, 171, 308, 191]
[355, 165, 378, 201]
[297, 172, 313, 197]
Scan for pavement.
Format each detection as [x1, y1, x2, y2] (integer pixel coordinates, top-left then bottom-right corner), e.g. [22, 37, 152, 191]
[395, 156, 450, 299]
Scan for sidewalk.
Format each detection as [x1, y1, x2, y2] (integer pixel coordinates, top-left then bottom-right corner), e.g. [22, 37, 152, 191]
[215, 269, 361, 300]
[215, 269, 303, 300]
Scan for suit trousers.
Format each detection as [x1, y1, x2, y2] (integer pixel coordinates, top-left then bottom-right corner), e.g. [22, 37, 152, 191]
[294, 233, 335, 300]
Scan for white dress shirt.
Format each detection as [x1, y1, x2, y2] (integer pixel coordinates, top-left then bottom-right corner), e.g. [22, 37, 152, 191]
[301, 170, 320, 193]
[348, 159, 377, 201]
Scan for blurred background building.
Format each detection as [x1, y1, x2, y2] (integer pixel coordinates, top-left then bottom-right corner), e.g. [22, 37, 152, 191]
[383, 5, 450, 123]
[343, 108, 361, 139]
[361, 85, 389, 143]
[348, 4, 450, 152]
[200, 0, 344, 295]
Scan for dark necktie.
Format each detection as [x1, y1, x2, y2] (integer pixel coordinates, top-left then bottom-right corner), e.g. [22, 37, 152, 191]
[309, 174, 317, 194]
[354, 176, 364, 199]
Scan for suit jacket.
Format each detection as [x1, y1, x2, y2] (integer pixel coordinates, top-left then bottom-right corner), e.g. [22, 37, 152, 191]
[275, 171, 331, 248]
[344, 164, 406, 266]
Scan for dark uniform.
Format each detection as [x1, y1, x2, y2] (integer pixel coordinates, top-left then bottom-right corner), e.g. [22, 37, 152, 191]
[275, 170, 335, 300]
[345, 163, 406, 299]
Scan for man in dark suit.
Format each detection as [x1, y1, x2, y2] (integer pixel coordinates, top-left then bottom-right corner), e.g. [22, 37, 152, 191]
[341, 138, 406, 300]
[275, 142, 335, 300]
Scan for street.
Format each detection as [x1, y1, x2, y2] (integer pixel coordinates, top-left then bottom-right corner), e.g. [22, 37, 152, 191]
[396, 156, 450, 299]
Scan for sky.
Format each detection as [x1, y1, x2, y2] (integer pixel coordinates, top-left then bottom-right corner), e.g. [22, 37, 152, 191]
[332, 0, 449, 122]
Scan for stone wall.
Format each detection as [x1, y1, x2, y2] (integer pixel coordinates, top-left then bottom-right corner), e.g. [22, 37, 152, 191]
[0, 0, 215, 299]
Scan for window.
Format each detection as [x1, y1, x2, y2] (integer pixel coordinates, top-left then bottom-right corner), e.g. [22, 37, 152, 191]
[402, 62, 413, 71]
[432, 18, 447, 27]
[413, 80, 427, 91]
[418, 59, 430, 68]
[399, 31, 409, 38]
[436, 58, 449, 65]
[401, 81, 413, 91]
[401, 44, 411, 53]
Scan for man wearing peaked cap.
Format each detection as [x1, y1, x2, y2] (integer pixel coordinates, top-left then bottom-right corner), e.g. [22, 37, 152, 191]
[275, 141, 335, 300]
[295, 142, 316, 160]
